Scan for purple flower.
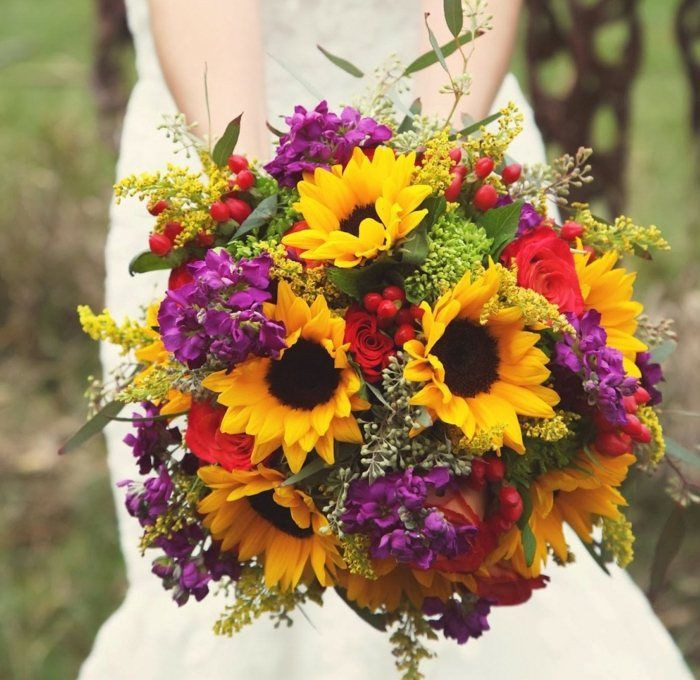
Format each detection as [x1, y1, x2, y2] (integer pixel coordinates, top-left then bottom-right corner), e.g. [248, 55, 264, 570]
[496, 196, 542, 235]
[264, 101, 392, 187]
[158, 251, 286, 369]
[119, 465, 173, 526]
[123, 402, 181, 474]
[553, 310, 638, 425]
[636, 351, 664, 405]
[341, 468, 476, 570]
[423, 595, 492, 645]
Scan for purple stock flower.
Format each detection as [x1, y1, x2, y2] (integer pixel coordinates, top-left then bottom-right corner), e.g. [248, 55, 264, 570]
[636, 351, 664, 405]
[158, 250, 286, 369]
[554, 310, 638, 424]
[123, 401, 181, 474]
[264, 100, 392, 187]
[496, 196, 542, 235]
[341, 468, 476, 570]
[119, 465, 173, 526]
[423, 595, 492, 645]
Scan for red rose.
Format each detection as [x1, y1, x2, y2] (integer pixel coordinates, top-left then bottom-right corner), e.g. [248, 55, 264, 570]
[500, 226, 584, 315]
[475, 565, 549, 605]
[344, 305, 395, 383]
[185, 400, 254, 470]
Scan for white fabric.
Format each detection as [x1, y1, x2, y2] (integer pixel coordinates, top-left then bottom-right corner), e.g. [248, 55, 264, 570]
[80, 1, 692, 678]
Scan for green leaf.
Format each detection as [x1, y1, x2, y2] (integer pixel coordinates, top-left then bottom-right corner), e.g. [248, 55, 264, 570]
[212, 114, 242, 167]
[282, 457, 329, 487]
[399, 223, 430, 266]
[476, 200, 523, 258]
[582, 539, 612, 576]
[443, 0, 463, 37]
[450, 111, 502, 139]
[128, 249, 186, 276]
[397, 98, 422, 134]
[326, 258, 399, 299]
[335, 587, 387, 631]
[266, 121, 284, 137]
[316, 44, 364, 78]
[650, 339, 677, 363]
[521, 523, 537, 567]
[664, 436, 700, 469]
[230, 194, 278, 240]
[648, 503, 686, 601]
[365, 381, 391, 408]
[59, 400, 126, 455]
[403, 30, 480, 76]
[425, 15, 448, 73]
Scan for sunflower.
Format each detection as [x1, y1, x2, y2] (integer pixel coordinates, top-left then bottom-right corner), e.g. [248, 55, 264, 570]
[404, 265, 559, 453]
[202, 281, 368, 473]
[575, 250, 646, 377]
[198, 464, 344, 590]
[281, 146, 432, 268]
[489, 450, 635, 577]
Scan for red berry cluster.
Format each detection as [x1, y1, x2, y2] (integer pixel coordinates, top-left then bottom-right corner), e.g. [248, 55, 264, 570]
[594, 387, 652, 457]
[467, 454, 523, 533]
[560, 220, 585, 242]
[227, 154, 256, 191]
[361, 286, 423, 346]
[444, 147, 467, 202]
[209, 196, 253, 224]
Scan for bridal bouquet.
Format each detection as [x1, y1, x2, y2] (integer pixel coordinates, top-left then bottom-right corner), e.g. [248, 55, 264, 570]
[66, 6, 675, 677]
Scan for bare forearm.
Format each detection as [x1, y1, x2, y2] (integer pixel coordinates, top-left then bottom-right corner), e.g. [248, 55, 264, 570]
[149, 0, 268, 157]
[417, 0, 523, 121]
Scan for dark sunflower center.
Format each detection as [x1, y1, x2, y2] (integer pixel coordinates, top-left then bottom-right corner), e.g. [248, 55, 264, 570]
[266, 338, 341, 410]
[339, 204, 378, 237]
[247, 490, 313, 538]
[431, 319, 500, 398]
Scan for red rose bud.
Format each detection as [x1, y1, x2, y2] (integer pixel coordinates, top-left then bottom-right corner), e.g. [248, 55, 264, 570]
[209, 200, 230, 222]
[560, 221, 585, 242]
[448, 147, 462, 163]
[634, 387, 651, 405]
[227, 154, 249, 173]
[163, 221, 183, 241]
[474, 157, 495, 179]
[376, 299, 399, 321]
[382, 285, 405, 302]
[501, 163, 522, 184]
[473, 184, 499, 211]
[394, 323, 415, 346]
[196, 231, 215, 247]
[149, 233, 172, 256]
[235, 169, 256, 190]
[168, 262, 194, 290]
[595, 430, 632, 457]
[468, 458, 487, 490]
[622, 395, 638, 414]
[225, 198, 252, 224]
[485, 456, 505, 483]
[621, 414, 644, 438]
[363, 292, 383, 312]
[636, 425, 652, 444]
[147, 199, 168, 216]
[444, 174, 464, 202]
[410, 304, 424, 320]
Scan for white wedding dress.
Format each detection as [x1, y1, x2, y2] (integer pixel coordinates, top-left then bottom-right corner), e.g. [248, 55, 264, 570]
[80, 1, 692, 678]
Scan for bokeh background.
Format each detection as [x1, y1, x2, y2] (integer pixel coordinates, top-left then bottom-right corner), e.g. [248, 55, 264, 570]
[0, 1, 698, 678]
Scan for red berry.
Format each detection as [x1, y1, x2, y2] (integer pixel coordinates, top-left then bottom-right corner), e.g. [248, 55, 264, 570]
[147, 199, 168, 216]
[499, 485, 521, 508]
[636, 425, 652, 444]
[225, 198, 252, 224]
[363, 292, 383, 312]
[500, 498, 523, 523]
[394, 324, 416, 346]
[227, 154, 248, 173]
[560, 221, 584, 242]
[452, 164, 468, 178]
[444, 174, 463, 202]
[148, 233, 172, 256]
[396, 308, 414, 326]
[168, 262, 194, 290]
[474, 157, 494, 179]
[493, 515, 515, 532]
[209, 201, 230, 222]
[485, 457, 505, 483]
[383, 285, 405, 303]
[582, 244, 597, 261]
[473, 184, 498, 211]
[634, 387, 651, 405]
[196, 231, 215, 247]
[163, 221, 183, 241]
[235, 169, 255, 190]
[622, 414, 644, 438]
[501, 163, 522, 185]
[468, 458, 487, 489]
[622, 395, 638, 414]
[285, 219, 309, 235]
[410, 304, 424, 321]
[448, 148, 462, 163]
[595, 430, 632, 457]
[376, 299, 399, 321]
[593, 410, 615, 432]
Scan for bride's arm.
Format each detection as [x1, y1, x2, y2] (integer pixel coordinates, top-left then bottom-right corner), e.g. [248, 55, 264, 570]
[149, 0, 269, 157]
[417, 0, 523, 121]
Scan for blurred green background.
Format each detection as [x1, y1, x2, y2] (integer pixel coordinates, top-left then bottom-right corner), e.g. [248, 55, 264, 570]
[0, 0, 698, 678]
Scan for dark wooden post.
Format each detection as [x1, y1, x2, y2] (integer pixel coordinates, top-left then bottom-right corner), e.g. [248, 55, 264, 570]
[676, 0, 700, 135]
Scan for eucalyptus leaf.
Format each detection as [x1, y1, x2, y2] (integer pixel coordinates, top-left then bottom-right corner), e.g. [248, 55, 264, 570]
[282, 457, 329, 487]
[648, 503, 686, 601]
[664, 436, 700, 468]
[397, 98, 422, 134]
[443, 0, 463, 37]
[582, 539, 612, 576]
[59, 400, 126, 455]
[650, 339, 677, 363]
[425, 17, 449, 73]
[317, 44, 364, 78]
[230, 194, 278, 240]
[521, 523, 537, 567]
[366, 381, 391, 408]
[128, 249, 186, 276]
[450, 111, 502, 139]
[335, 587, 388, 631]
[476, 200, 523, 258]
[266, 121, 285, 137]
[403, 30, 480, 76]
[212, 114, 242, 167]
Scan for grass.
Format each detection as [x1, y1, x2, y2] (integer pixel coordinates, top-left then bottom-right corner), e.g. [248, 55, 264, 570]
[0, 0, 698, 677]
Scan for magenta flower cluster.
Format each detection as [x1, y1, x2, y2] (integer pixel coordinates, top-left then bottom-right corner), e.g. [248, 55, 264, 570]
[340, 467, 476, 570]
[123, 401, 181, 474]
[264, 100, 392, 187]
[158, 250, 286, 369]
[423, 595, 492, 645]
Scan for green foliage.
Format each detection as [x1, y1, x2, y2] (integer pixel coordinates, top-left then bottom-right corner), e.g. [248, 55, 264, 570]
[403, 31, 480, 76]
[475, 200, 523, 258]
[211, 114, 241, 167]
[317, 45, 364, 78]
[388, 607, 437, 680]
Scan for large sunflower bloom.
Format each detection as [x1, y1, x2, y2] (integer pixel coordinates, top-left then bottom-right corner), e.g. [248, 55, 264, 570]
[575, 250, 646, 377]
[198, 465, 344, 590]
[282, 146, 432, 268]
[490, 450, 635, 577]
[404, 265, 559, 453]
[202, 281, 368, 473]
